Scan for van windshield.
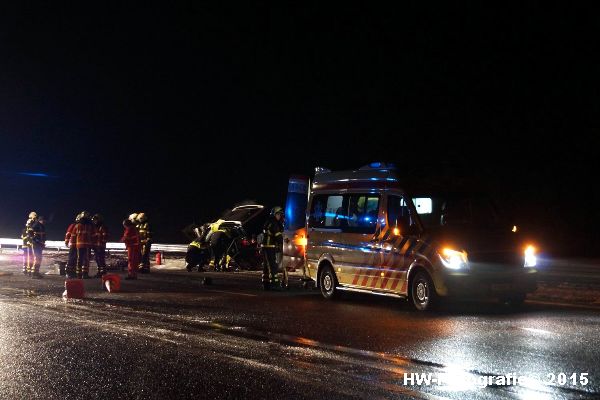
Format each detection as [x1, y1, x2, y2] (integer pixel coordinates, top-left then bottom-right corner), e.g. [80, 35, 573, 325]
[414, 195, 501, 229]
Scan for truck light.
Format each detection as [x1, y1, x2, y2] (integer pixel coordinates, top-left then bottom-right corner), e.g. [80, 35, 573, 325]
[393, 227, 400, 236]
[512, 225, 518, 233]
[296, 236, 307, 247]
[439, 248, 468, 270]
[524, 245, 537, 267]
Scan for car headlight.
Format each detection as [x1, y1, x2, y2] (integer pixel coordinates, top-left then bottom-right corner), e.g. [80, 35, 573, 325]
[524, 245, 537, 267]
[438, 248, 468, 269]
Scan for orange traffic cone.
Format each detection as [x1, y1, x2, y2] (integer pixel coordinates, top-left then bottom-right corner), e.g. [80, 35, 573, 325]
[155, 252, 162, 265]
[102, 274, 121, 292]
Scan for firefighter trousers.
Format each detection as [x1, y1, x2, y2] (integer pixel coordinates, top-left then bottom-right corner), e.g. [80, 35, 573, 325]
[262, 248, 280, 286]
[92, 245, 107, 274]
[66, 247, 78, 277]
[127, 246, 141, 277]
[140, 242, 151, 271]
[22, 246, 32, 273]
[75, 248, 90, 277]
[31, 245, 43, 274]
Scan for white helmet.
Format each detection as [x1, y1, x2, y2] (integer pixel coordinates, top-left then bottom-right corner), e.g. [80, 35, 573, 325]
[129, 213, 138, 222]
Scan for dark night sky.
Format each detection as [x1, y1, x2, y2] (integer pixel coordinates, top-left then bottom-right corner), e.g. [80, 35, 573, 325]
[0, 3, 598, 255]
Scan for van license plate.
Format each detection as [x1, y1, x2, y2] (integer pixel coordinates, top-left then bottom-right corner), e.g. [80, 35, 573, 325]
[491, 283, 512, 291]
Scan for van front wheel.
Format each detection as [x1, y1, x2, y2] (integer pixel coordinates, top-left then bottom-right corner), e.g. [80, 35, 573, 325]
[319, 266, 339, 300]
[410, 271, 437, 311]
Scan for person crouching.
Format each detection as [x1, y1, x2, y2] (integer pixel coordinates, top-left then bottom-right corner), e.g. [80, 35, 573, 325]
[121, 219, 141, 280]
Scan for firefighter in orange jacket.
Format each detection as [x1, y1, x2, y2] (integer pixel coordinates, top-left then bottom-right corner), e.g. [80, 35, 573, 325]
[71, 211, 94, 279]
[64, 213, 80, 278]
[121, 219, 141, 280]
[92, 214, 109, 278]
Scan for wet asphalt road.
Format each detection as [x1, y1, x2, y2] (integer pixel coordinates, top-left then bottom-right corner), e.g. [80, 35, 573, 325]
[0, 264, 599, 400]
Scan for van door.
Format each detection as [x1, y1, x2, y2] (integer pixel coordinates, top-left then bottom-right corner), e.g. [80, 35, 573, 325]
[379, 195, 421, 295]
[337, 193, 384, 289]
[282, 176, 309, 272]
[306, 193, 347, 280]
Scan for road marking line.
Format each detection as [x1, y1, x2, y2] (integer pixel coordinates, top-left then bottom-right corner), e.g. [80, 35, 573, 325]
[526, 300, 600, 310]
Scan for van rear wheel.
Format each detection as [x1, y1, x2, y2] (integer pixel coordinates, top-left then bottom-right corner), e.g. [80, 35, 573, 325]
[410, 271, 437, 311]
[319, 265, 339, 299]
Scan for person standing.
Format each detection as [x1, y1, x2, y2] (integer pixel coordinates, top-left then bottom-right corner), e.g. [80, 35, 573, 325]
[136, 212, 152, 273]
[21, 221, 32, 275]
[71, 211, 94, 279]
[261, 206, 284, 290]
[91, 214, 109, 278]
[29, 213, 46, 279]
[21, 212, 41, 276]
[121, 219, 141, 280]
[64, 213, 81, 278]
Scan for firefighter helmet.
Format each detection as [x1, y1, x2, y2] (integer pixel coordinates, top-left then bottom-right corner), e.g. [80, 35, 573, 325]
[28, 211, 38, 219]
[137, 212, 147, 222]
[129, 213, 138, 222]
[92, 214, 103, 223]
[270, 206, 284, 216]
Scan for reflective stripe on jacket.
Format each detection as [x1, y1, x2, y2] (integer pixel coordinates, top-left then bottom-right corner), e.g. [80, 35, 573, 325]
[72, 222, 95, 249]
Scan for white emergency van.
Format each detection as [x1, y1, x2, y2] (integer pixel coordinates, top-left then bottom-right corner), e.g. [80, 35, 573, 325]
[296, 162, 537, 311]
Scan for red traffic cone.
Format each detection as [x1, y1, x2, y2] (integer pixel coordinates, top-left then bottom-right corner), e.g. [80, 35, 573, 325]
[102, 274, 121, 292]
[155, 252, 162, 265]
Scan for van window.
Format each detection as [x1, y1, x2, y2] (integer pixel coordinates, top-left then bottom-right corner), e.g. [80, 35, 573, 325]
[309, 194, 379, 233]
[346, 194, 380, 234]
[388, 195, 415, 232]
[413, 198, 432, 214]
[308, 195, 345, 229]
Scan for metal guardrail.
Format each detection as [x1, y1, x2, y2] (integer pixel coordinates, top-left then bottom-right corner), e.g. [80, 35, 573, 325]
[2, 238, 599, 281]
[0, 238, 188, 253]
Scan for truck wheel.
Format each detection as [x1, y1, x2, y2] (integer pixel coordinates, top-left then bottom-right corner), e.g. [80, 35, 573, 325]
[410, 271, 437, 311]
[319, 265, 339, 299]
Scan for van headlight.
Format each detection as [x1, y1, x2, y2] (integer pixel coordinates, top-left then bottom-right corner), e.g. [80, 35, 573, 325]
[524, 245, 537, 267]
[439, 248, 468, 270]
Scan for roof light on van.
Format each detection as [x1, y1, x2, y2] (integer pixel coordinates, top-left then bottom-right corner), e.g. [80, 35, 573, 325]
[315, 167, 331, 174]
[359, 162, 397, 170]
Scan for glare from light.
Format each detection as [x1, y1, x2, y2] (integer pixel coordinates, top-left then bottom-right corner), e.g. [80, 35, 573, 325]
[439, 248, 468, 269]
[393, 227, 400, 236]
[512, 225, 518, 233]
[524, 245, 537, 267]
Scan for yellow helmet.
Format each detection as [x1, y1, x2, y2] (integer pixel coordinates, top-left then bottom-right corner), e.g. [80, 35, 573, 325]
[129, 213, 138, 222]
[28, 211, 38, 219]
[137, 212, 147, 222]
